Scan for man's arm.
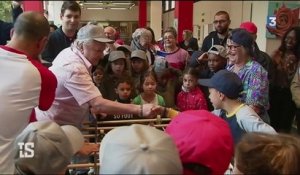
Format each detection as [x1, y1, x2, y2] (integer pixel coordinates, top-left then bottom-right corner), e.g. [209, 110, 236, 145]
[188, 50, 204, 68]
[89, 96, 160, 118]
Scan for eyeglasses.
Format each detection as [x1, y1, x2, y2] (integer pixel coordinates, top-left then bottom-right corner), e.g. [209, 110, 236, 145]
[226, 44, 241, 51]
[163, 36, 175, 40]
[213, 20, 228, 24]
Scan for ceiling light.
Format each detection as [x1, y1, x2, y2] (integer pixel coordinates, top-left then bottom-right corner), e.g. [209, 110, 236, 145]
[113, 2, 133, 5]
[86, 7, 104, 10]
[84, 2, 101, 5]
[110, 7, 128, 10]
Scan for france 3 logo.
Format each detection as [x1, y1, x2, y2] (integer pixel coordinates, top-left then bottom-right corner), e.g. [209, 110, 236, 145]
[267, 16, 276, 28]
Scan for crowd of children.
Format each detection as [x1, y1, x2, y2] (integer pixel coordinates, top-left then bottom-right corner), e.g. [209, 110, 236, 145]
[44, 16, 300, 175]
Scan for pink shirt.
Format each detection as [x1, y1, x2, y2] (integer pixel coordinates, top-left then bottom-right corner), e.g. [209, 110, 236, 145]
[165, 48, 189, 71]
[35, 45, 101, 127]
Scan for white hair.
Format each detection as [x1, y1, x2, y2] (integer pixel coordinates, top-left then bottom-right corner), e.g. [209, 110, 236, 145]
[104, 26, 116, 35]
[72, 39, 94, 50]
[132, 28, 152, 39]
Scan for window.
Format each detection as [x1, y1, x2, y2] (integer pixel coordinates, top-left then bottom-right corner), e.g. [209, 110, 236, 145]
[163, 0, 175, 13]
[164, 1, 169, 11]
[171, 1, 175, 9]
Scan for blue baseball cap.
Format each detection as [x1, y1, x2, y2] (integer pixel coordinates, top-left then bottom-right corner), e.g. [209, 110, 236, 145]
[198, 70, 243, 98]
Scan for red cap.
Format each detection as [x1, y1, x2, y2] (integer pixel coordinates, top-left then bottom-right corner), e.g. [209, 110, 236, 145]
[166, 110, 234, 175]
[240, 21, 257, 34]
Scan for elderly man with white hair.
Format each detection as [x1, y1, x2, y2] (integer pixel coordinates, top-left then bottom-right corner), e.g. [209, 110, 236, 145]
[103, 26, 120, 55]
[35, 25, 163, 154]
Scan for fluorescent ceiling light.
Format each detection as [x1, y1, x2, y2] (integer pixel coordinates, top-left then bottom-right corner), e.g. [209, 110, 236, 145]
[87, 7, 104, 10]
[110, 7, 128, 10]
[84, 3, 101, 5]
[113, 2, 133, 5]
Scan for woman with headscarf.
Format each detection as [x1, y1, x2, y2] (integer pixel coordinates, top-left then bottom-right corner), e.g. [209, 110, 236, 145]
[131, 28, 155, 65]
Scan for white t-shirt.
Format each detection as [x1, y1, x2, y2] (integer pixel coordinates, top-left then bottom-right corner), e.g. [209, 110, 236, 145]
[0, 46, 57, 173]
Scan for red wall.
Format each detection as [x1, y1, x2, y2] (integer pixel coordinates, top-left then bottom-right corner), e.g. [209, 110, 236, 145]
[138, 0, 147, 28]
[175, 1, 194, 42]
[23, 1, 43, 12]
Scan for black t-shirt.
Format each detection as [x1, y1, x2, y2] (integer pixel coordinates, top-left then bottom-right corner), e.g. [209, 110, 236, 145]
[42, 26, 76, 62]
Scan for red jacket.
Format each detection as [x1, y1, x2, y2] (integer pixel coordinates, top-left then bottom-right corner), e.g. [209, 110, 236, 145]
[177, 86, 208, 111]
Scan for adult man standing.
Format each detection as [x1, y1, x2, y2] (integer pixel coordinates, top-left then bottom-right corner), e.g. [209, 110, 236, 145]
[179, 29, 199, 55]
[201, 11, 231, 52]
[36, 24, 160, 129]
[103, 26, 120, 55]
[42, 1, 81, 63]
[104, 26, 117, 41]
[0, 11, 57, 173]
[101, 26, 124, 67]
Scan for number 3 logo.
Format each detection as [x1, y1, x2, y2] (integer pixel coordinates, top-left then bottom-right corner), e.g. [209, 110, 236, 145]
[268, 16, 276, 27]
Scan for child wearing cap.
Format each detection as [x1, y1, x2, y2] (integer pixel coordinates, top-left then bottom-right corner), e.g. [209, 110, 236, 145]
[193, 45, 228, 111]
[99, 124, 183, 174]
[100, 50, 130, 101]
[130, 50, 149, 95]
[165, 110, 234, 175]
[13, 121, 84, 174]
[117, 45, 132, 59]
[176, 68, 208, 111]
[206, 45, 227, 73]
[189, 45, 227, 78]
[198, 70, 276, 145]
[117, 45, 132, 72]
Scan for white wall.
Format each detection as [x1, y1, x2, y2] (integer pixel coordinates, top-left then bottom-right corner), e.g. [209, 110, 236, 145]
[150, 1, 163, 40]
[251, 1, 269, 52]
[81, 6, 139, 22]
[193, 1, 231, 46]
[162, 10, 175, 32]
[48, 1, 63, 26]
